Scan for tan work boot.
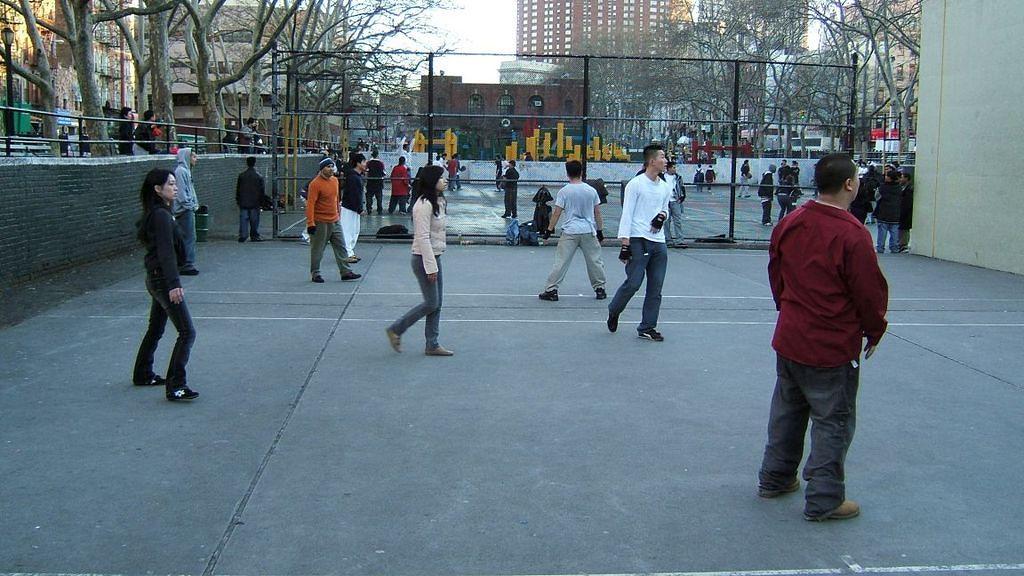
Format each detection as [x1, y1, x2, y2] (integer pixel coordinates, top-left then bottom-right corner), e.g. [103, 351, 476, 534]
[385, 328, 401, 353]
[805, 499, 860, 521]
[425, 346, 454, 356]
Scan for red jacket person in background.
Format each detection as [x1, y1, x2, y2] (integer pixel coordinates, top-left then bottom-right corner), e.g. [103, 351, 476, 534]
[757, 153, 889, 522]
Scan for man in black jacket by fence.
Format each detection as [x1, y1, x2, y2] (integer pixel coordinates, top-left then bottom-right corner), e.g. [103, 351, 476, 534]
[365, 149, 386, 215]
[236, 157, 266, 242]
[759, 164, 777, 226]
[501, 160, 520, 218]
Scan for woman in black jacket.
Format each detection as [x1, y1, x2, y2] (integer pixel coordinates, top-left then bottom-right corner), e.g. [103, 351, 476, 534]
[132, 168, 199, 401]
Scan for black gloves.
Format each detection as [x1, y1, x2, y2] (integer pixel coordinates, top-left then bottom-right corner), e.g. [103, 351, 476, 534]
[618, 244, 631, 262]
[306, 225, 317, 236]
[596, 229, 604, 242]
[541, 228, 552, 240]
[651, 213, 667, 231]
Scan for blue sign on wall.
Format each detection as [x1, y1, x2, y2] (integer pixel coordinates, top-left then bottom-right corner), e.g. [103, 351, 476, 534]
[55, 108, 74, 127]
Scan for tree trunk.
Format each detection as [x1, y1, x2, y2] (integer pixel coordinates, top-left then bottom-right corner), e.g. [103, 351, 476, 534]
[15, 0, 58, 153]
[246, 64, 263, 121]
[147, 6, 174, 129]
[67, 3, 110, 155]
[192, 25, 223, 153]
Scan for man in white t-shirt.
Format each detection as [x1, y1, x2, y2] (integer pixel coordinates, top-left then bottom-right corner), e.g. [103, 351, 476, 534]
[538, 160, 607, 302]
[607, 144, 671, 341]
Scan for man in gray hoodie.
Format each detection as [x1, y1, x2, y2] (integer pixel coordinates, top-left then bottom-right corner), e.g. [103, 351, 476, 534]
[174, 148, 200, 275]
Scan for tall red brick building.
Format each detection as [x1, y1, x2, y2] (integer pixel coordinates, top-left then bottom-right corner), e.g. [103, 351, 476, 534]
[516, 0, 683, 55]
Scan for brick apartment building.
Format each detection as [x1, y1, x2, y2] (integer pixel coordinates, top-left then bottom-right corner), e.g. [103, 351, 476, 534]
[419, 74, 585, 159]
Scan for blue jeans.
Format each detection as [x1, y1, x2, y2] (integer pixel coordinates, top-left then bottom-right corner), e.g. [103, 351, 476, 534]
[239, 207, 261, 240]
[876, 221, 899, 253]
[608, 238, 668, 332]
[133, 274, 196, 387]
[175, 210, 197, 269]
[390, 255, 443, 350]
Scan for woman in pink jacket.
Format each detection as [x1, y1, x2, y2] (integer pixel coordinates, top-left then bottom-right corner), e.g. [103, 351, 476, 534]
[385, 165, 453, 356]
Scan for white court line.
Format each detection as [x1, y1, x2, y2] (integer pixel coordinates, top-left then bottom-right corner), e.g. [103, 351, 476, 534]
[41, 314, 337, 321]
[3, 562, 1024, 576]
[38, 315, 1024, 327]
[339, 318, 1024, 328]
[101, 289, 1024, 303]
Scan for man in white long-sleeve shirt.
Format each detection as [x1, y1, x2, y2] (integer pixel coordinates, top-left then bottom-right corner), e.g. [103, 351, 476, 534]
[607, 144, 671, 341]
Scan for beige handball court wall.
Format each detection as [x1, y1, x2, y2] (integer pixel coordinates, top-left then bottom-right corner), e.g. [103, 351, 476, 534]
[915, 0, 1024, 274]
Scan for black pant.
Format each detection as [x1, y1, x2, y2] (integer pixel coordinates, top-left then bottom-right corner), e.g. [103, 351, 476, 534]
[759, 354, 859, 518]
[388, 195, 409, 214]
[760, 196, 773, 224]
[366, 186, 383, 214]
[503, 188, 517, 217]
[133, 275, 196, 388]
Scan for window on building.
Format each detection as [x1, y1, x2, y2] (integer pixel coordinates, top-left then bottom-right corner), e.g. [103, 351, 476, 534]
[172, 93, 200, 107]
[529, 95, 544, 112]
[468, 94, 483, 114]
[498, 94, 514, 115]
[564, 98, 574, 114]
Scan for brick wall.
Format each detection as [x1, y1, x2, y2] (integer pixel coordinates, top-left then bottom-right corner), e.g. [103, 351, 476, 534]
[0, 154, 319, 288]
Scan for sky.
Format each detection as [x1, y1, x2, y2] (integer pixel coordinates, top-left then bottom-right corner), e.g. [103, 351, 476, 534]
[429, 0, 518, 83]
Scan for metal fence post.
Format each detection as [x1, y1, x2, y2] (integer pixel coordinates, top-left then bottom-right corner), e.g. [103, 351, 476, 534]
[427, 52, 434, 163]
[847, 53, 858, 155]
[582, 55, 590, 179]
[728, 59, 740, 240]
[271, 43, 280, 238]
[77, 115, 84, 157]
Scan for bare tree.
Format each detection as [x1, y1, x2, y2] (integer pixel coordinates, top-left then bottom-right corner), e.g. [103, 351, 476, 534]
[280, 0, 451, 148]
[809, 0, 921, 153]
[0, 0, 58, 151]
[1, 0, 178, 154]
[174, 0, 303, 150]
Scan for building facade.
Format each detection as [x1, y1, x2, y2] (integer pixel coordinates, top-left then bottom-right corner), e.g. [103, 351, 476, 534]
[516, 0, 679, 56]
[419, 74, 585, 159]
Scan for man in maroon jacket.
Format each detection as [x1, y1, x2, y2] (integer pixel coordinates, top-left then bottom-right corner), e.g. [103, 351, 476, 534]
[757, 153, 889, 522]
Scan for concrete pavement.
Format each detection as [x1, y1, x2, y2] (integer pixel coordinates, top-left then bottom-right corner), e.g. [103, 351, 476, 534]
[1, 241, 1022, 576]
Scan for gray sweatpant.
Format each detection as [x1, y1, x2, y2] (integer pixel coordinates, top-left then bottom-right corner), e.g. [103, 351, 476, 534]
[544, 233, 606, 292]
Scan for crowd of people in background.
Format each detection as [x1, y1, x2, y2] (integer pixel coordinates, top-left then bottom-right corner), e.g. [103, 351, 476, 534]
[130, 147, 891, 526]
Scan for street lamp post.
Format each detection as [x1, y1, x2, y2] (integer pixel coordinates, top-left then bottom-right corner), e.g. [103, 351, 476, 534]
[3, 26, 14, 157]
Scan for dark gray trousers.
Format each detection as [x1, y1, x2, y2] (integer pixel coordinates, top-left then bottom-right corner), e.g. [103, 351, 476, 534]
[759, 353, 859, 517]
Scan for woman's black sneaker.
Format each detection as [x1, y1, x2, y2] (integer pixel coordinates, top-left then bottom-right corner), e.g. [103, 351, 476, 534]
[595, 288, 607, 300]
[166, 386, 199, 401]
[133, 375, 166, 387]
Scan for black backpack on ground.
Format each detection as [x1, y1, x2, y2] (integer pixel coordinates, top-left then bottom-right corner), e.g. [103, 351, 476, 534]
[376, 224, 412, 239]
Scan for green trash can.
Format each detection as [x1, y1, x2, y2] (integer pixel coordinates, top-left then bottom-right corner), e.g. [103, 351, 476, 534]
[195, 205, 211, 242]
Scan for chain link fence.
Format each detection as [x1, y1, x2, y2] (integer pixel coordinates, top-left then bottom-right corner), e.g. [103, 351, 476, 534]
[271, 50, 855, 243]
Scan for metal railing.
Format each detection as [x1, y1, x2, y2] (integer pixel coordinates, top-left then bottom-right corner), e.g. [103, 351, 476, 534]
[0, 105, 333, 157]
